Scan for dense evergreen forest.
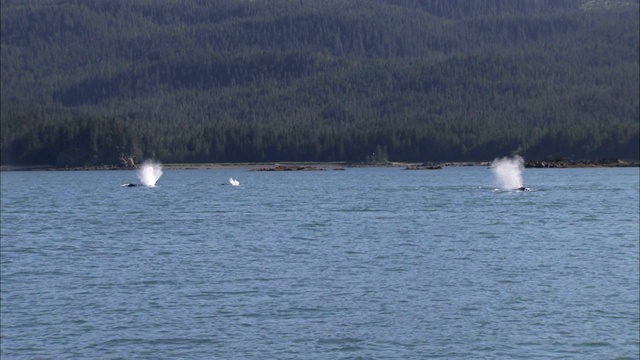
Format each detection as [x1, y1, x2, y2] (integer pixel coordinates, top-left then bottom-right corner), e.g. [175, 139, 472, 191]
[1, 0, 638, 166]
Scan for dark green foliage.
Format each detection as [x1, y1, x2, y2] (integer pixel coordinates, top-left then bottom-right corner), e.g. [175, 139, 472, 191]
[1, 0, 638, 165]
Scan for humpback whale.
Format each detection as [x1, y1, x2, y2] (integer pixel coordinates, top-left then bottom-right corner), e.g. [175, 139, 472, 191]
[122, 183, 137, 187]
[514, 187, 531, 191]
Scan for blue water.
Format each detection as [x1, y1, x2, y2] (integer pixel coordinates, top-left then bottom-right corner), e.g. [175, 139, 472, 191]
[1, 166, 638, 359]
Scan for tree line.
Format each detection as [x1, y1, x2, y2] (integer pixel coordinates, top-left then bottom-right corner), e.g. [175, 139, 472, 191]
[1, 0, 638, 166]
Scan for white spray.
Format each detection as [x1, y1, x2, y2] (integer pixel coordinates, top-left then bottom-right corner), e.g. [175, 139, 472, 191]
[137, 160, 163, 187]
[490, 155, 524, 190]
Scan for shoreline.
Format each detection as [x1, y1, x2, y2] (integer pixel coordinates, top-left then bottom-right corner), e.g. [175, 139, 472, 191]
[1, 159, 638, 172]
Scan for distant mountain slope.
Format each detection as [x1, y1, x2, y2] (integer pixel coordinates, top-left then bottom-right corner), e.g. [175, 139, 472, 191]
[1, 0, 638, 165]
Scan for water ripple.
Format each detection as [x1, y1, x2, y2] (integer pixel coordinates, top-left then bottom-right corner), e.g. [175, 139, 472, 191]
[1, 168, 638, 359]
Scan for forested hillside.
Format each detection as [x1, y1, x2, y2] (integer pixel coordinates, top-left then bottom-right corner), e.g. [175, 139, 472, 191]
[1, 0, 638, 166]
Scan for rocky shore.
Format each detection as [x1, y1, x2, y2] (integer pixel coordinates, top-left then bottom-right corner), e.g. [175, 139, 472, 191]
[524, 158, 640, 168]
[404, 163, 444, 170]
[0, 164, 131, 171]
[252, 164, 330, 171]
[1, 158, 638, 171]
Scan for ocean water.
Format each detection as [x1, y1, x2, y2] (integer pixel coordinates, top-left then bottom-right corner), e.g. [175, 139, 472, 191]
[1, 166, 638, 359]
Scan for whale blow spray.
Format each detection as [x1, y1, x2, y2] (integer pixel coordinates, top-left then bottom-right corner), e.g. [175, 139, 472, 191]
[137, 160, 163, 187]
[491, 155, 524, 190]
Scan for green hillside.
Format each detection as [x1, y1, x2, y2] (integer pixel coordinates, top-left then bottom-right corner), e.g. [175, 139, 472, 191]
[1, 0, 638, 166]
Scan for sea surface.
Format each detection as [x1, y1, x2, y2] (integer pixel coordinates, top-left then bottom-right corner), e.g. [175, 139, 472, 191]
[1, 166, 638, 359]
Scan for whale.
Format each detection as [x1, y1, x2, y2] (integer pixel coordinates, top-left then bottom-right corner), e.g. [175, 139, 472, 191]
[122, 183, 137, 187]
[514, 187, 531, 191]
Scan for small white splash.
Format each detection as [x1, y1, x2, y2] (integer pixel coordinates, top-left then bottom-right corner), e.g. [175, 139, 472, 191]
[138, 160, 163, 187]
[229, 177, 240, 186]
